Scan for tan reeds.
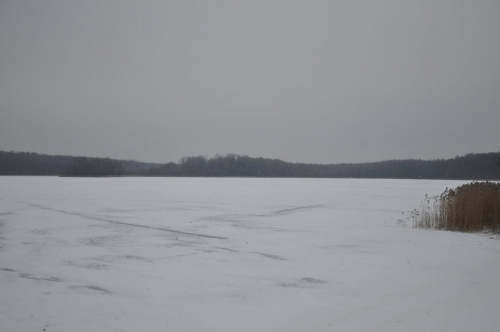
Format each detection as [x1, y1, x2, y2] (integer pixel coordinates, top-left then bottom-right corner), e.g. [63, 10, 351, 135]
[412, 182, 500, 233]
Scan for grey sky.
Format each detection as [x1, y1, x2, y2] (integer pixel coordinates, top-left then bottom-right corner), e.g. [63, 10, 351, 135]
[1, 0, 499, 164]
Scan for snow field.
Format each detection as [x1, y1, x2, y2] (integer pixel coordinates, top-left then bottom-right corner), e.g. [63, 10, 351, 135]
[0, 177, 499, 331]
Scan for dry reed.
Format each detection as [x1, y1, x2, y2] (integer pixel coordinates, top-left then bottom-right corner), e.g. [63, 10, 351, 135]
[412, 181, 500, 233]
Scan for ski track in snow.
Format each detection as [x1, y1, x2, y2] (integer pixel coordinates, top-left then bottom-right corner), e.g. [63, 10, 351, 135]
[23, 202, 227, 240]
[271, 204, 324, 214]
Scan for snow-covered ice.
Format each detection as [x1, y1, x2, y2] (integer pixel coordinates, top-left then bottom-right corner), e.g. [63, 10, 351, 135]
[0, 177, 499, 331]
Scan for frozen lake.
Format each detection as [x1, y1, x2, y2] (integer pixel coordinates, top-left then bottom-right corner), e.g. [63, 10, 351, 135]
[1, 177, 499, 331]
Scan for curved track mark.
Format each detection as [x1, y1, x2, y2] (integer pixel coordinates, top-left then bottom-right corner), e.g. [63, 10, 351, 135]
[25, 202, 227, 240]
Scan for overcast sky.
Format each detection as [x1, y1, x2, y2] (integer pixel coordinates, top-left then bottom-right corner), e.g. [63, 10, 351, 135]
[1, 0, 499, 164]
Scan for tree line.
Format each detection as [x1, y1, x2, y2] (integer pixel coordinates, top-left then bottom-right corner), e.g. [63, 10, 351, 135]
[147, 153, 500, 180]
[0, 151, 155, 176]
[1, 150, 499, 179]
[64, 157, 124, 177]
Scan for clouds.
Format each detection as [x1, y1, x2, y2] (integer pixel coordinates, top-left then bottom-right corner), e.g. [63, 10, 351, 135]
[1, 0, 499, 163]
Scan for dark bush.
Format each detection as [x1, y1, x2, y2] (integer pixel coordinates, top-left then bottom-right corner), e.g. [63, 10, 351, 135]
[412, 182, 500, 233]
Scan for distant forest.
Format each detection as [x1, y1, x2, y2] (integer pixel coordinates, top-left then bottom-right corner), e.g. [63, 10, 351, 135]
[1, 150, 499, 180]
[0, 151, 157, 177]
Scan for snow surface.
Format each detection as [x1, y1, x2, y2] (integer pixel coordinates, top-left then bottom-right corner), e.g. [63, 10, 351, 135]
[1, 177, 499, 332]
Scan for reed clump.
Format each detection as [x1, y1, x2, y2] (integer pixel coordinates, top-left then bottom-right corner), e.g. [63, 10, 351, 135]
[412, 181, 500, 233]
